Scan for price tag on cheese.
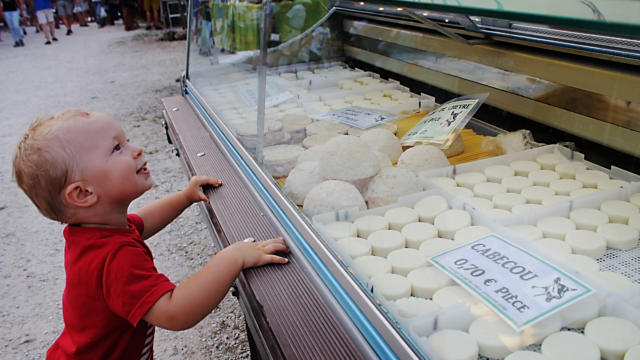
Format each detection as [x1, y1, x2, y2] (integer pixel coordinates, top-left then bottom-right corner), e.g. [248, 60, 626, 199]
[430, 233, 593, 331]
[312, 107, 396, 129]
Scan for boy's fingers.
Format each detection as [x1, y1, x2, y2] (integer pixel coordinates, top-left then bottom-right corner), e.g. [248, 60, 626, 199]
[266, 255, 289, 264]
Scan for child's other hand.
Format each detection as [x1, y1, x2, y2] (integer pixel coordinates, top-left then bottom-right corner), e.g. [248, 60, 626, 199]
[183, 176, 222, 204]
[233, 237, 289, 269]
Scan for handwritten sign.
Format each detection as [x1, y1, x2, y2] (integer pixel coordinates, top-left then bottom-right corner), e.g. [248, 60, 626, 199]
[430, 233, 593, 331]
[312, 107, 396, 129]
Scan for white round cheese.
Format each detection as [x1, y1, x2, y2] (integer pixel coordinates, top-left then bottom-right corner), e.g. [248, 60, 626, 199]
[576, 169, 610, 188]
[432, 285, 479, 308]
[263, 144, 304, 177]
[453, 226, 491, 245]
[521, 315, 562, 346]
[372, 273, 411, 301]
[347, 122, 397, 136]
[482, 208, 512, 219]
[522, 186, 556, 204]
[401, 222, 438, 248]
[455, 172, 487, 189]
[549, 179, 583, 195]
[542, 195, 572, 206]
[541, 331, 600, 360]
[365, 167, 422, 209]
[427, 176, 457, 189]
[296, 144, 326, 165]
[564, 254, 600, 273]
[323, 221, 358, 240]
[336, 237, 372, 259]
[302, 133, 338, 148]
[485, 164, 516, 182]
[625, 345, 640, 360]
[445, 186, 475, 199]
[570, 187, 600, 198]
[419, 238, 456, 257]
[505, 351, 549, 360]
[354, 215, 389, 239]
[594, 271, 633, 292]
[535, 238, 572, 255]
[560, 294, 600, 329]
[511, 203, 542, 214]
[630, 213, 640, 232]
[565, 230, 606, 258]
[397, 145, 450, 175]
[536, 216, 576, 240]
[508, 224, 544, 241]
[407, 266, 454, 298]
[395, 297, 440, 318]
[510, 160, 541, 177]
[473, 182, 507, 200]
[283, 161, 324, 206]
[596, 223, 639, 250]
[434, 209, 472, 239]
[319, 135, 380, 185]
[600, 200, 639, 224]
[305, 121, 349, 136]
[387, 248, 427, 276]
[570, 207, 609, 231]
[502, 175, 534, 193]
[584, 316, 640, 360]
[353, 255, 392, 279]
[359, 128, 402, 163]
[529, 169, 561, 186]
[597, 179, 629, 191]
[427, 329, 479, 360]
[302, 180, 367, 218]
[414, 195, 449, 223]
[367, 230, 406, 257]
[555, 161, 587, 179]
[536, 153, 563, 170]
[384, 207, 419, 231]
[469, 316, 522, 359]
[465, 197, 495, 211]
[493, 192, 527, 211]
[630, 193, 640, 208]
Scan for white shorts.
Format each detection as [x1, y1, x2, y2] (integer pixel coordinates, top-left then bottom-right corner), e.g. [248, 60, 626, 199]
[36, 8, 54, 24]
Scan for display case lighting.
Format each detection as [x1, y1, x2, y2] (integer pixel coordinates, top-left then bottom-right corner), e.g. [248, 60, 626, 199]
[378, 7, 384, 10]
[359, 1, 364, 4]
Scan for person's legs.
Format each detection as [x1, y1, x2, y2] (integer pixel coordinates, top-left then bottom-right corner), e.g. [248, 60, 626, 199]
[4, 10, 24, 46]
[36, 10, 51, 42]
[152, 0, 160, 29]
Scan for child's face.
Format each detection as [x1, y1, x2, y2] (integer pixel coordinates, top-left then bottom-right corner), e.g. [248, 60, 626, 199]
[65, 113, 153, 207]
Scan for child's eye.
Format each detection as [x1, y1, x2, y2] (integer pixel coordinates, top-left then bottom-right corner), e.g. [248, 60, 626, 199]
[112, 143, 121, 153]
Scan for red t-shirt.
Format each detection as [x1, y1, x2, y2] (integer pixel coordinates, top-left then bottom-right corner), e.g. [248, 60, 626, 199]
[47, 214, 176, 360]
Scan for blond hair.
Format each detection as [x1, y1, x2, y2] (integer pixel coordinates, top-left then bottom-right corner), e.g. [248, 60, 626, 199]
[13, 109, 91, 223]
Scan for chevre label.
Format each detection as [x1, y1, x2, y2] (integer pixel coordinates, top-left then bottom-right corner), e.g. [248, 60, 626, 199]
[313, 107, 396, 129]
[430, 233, 593, 331]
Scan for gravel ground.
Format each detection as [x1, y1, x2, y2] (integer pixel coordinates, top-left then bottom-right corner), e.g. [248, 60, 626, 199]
[0, 22, 249, 359]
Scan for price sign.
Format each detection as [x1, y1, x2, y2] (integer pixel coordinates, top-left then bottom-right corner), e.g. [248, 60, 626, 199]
[235, 82, 294, 108]
[430, 233, 593, 331]
[313, 107, 396, 129]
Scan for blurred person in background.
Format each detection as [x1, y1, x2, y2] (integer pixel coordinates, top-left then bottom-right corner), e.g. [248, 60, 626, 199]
[1, 0, 25, 46]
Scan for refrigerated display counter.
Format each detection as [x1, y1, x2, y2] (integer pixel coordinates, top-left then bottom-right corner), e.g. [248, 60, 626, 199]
[163, 1, 640, 358]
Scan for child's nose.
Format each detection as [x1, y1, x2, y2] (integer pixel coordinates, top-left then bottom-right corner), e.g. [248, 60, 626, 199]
[132, 145, 144, 157]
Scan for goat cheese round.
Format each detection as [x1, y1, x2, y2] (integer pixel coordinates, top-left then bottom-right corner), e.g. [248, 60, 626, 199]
[508, 224, 543, 241]
[474, 182, 507, 200]
[427, 329, 479, 360]
[536, 153, 563, 170]
[630, 193, 640, 208]
[368, 230, 406, 257]
[319, 135, 380, 186]
[493, 192, 527, 211]
[511, 203, 542, 214]
[521, 315, 562, 346]
[529, 169, 561, 186]
[600, 200, 639, 224]
[536, 216, 576, 240]
[302, 133, 338, 148]
[576, 169, 610, 188]
[625, 345, 640, 360]
[372, 273, 411, 301]
[597, 179, 629, 191]
[482, 208, 512, 219]
[505, 351, 549, 360]
[395, 297, 440, 318]
[397, 145, 450, 175]
[353, 255, 392, 279]
[263, 144, 304, 177]
[484, 164, 516, 183]
[565, 230, 606, 258]
[434, 209, 472, 239]
[522, 186, 556, 204]
[453, 226, 491, 245]
[455, 172, 487, 189]
[354, 215, 389, 239]
[283, 161, 324, 206]
[535, 238, 572, 255]
[564, 254, 600, 273]
[596, 223, 639, 250]
[549, 179, 583, 195]
[542, 195, 571, 206]
[469, 317, 522, 359]
[502, 176, 534, 193]
[384, 207, 419, 231]
[419, 237, 456, 258]
[594, 271, 633, 292]
[465, 197, 495, 211]
[570, 207, 609, 231]
[570, 187, 600, 198]
[541, 331, 600, 360]
[510, 160, 541, 176]
[365, 167, 422, 209]
[630, 213, 640, 232]
[387, 248, 427, 276]
[402, 222, 438, 248]
[427, 176, 457, 189]
[305, 121, 349, 136]
[555, 161, 587, 179]
[445, 186, 475, 199]
[336, 237, 372, 259]
[560, 294, 600, 329]
[584, 316, 640, 360]
[414, 195, 449, 223]
[323, 221, 357, 240]
[359, 128, 402, 163]
[302, 180, 366, 218]
[408, 266, 454, 298]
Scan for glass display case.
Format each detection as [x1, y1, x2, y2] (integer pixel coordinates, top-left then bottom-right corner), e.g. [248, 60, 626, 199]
[164, 0, 640, 358]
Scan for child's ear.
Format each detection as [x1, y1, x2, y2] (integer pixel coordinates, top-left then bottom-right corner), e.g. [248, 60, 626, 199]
[63, 181, 98, 207]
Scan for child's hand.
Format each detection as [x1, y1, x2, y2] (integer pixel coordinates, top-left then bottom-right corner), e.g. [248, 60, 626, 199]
[231, 237, 290, 269]
[182, 176, 222, 204]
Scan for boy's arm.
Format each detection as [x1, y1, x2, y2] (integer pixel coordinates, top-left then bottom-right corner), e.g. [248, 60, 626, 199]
[143, 237, 289, 331]
[135, 176, 222, 239]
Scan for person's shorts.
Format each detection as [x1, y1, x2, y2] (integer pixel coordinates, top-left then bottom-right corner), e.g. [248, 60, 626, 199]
[56, 0, 74, 16]
[74, 1, 89, 12]
[36, 8, 54, 24]
[143, 0, 160, 12]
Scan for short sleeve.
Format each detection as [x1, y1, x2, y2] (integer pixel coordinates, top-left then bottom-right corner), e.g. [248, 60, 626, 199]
[127, 213, 144, 236]
[103, 242, 176, 326]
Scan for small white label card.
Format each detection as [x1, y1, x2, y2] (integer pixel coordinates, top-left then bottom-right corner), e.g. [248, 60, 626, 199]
[313, 107, 396, 129]
[235, 82, 293, 108]
[430, 233, 593, 331]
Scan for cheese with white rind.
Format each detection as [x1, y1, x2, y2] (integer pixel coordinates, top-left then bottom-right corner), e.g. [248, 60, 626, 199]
[428, 176, 457, 189]
[263, 144, 304, 177]
[354, 215, 389, 239]
[560, 294, 600, 329]
[555, 161, 588, 179]
[384, 207, 419, 231]
[302, 133, 338, 148]
[541, 195, 571, 206]
[536, 216, 576, 240]
[319, 135, 380, 186]
[484, 164, 516, 182]
[564, 253, 600, 273]
[359, 128, 402, 163]
[505, 351, 549, 360]
[347, 122, 398, 136]
[407, 267, 454, 298]
[529, 169, 561, 186]
[323, 221, 358, 240]
[502, 176, 534, 193]
[453, 226, 491, 245]
[508, 224, 544, 241]
[414, 195, 449, 223]
[395, 297, 440, 318]
[600, 200, 639, 224]
[597, 179, 629, 191]
[367, 230, 406, 257]
[570, 187, 600, 198]
[570, 207, 610, 231]
[549, 179, 583, 195]
[630, 193, 640, 208]
[302, 180, 367, 217]
[426, 329, 479, 360]
[492, 192, 527, 211]
[576, 169, 610, 188]
[279, 113, 312, 143]
[584, 316, 640, 360]
[365, 167, 422, 209]
[374, 151, 393, 170]
[511, 203, 542, 214]
[387, 248, 427, 276]
[397, 145, 450, 175]
[629, 213, 640, 232]
[283, 161, 323, 206]
[432, 285, 479, 308]
[469, 316, 522, 359]
[536, 153, 563, 170]
[625, 345, 640, 360]
[565, 230, 606, 258]
[535, 238, 572, 255]
[510, 160, 541, 176]
[541, 331, 600, 360]
[371, 273, 411, 301]
[296, 144, 326, 164]
[522, 186, 556, 204]
[305, 121, 350, 136]
[594, 271, 633, 292]
[465, 197, 495, 211]
[455, 172, 487, 189]
[353, 255, 392, 279]
[401, 222, 438, 248]
[473, 182, 507, 200]
[336, 237, 372, 259]
[596, 223, 639, 250]
[482, 208, 512, 219]
[521, 315, 562, 345]
[419, 237, 456, 257]
[445, 186, 475, 199]
[434, 209, 472, 239]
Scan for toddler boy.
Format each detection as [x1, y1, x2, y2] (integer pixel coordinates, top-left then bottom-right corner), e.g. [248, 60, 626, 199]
[13, 109, 289, 359]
